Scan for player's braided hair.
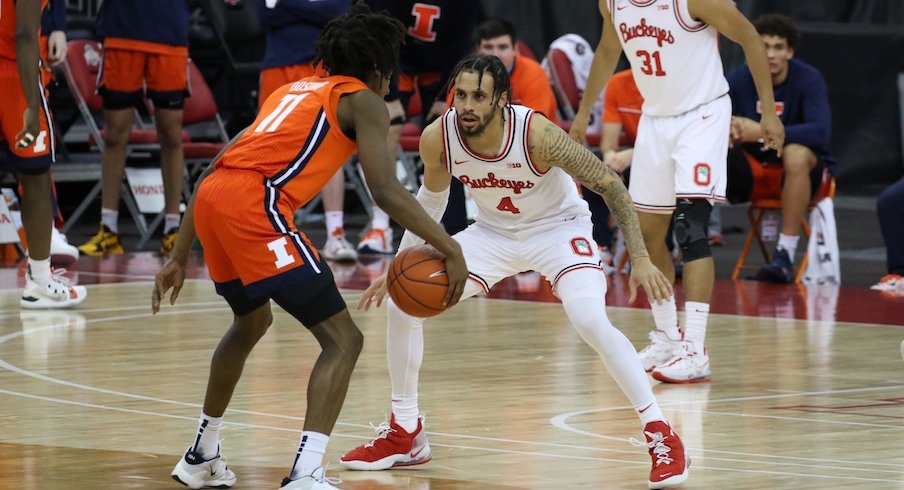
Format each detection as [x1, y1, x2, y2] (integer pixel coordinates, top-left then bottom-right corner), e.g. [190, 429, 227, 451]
[314, 1, 405, 83]
[448, 53, 513, 106]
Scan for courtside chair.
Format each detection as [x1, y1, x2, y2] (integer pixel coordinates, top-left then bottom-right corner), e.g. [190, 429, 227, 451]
[731, 160, 836, 284]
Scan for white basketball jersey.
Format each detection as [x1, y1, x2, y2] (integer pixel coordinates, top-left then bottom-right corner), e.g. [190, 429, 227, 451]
[608, 0, 728, 116]
[441, 105, 591, 235]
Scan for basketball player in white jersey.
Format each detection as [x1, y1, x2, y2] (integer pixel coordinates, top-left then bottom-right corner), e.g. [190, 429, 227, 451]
[341, 54, 690, 489]
[570, 0, 785, 383]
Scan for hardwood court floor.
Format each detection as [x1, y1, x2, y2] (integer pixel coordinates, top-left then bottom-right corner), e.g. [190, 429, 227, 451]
[1, 253, 903, 489]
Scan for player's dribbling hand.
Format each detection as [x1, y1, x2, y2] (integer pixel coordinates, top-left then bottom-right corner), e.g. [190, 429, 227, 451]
[441, 251, 467, 308]
[759, 113, 785, 157]
[356, 272, 388, 311]
[152, 259, 186, 314]
[627, 256, 673, 303]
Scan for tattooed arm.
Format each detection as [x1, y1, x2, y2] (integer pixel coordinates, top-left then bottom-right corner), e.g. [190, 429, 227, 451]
[529, 114, 647, 259]
[528, 114, 672, 301]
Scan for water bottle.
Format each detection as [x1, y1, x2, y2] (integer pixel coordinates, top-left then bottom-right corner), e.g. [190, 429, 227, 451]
[761, 210, 778, 242]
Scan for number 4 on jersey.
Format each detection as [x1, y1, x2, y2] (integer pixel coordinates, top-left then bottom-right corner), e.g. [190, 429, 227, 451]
[496, 196, 521, 214]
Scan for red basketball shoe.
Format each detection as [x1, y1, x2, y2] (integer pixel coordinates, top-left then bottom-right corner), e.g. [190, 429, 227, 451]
[340, 415, 431, 470]
[634, 420, 689, 489]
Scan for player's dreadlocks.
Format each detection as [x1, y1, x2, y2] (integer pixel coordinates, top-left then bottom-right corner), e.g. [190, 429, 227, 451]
[314, 1, 406, 83]
[448, 54, 513, 106]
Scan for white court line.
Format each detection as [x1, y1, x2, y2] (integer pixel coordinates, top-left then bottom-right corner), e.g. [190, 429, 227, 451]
[1, 288, 903, 482]
[2, 386, 903, 484]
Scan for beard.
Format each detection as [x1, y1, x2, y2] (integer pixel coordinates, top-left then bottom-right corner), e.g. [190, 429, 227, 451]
[457, 107, 498, 137]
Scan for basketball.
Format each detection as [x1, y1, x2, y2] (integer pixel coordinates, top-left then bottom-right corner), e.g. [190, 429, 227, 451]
[387, 245, 449, 318]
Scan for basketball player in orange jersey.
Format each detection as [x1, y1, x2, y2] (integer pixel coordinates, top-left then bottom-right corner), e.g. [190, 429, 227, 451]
[570, 0, 784, 384]
[256, 0, 358, 262]
[151, 4, 467, 489]
[342, 54, 689, 489]
[1, 0, 87, 309]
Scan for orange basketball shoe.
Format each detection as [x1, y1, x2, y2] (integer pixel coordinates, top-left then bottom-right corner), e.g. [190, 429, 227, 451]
[340, 415, 431, 470]
[633, 421, 690, 489]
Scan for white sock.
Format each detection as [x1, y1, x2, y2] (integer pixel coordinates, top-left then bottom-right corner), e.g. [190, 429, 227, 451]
[192, 412, 222, 459]
[371, 207, 390, 230]
[325, 211, 344, 235]
[650, 295, 681, 340]
[391, 394, 419, 433]
[164, 213, 181, 234]
[101, 208, 118, 234]
[683, 301, 709, 353]
[290, 431, 329, 479]
[777, 233, 799, 263]
[387, 300, 425, 433]
[635, 400, 665, 426]
[28, 257, 52, 284]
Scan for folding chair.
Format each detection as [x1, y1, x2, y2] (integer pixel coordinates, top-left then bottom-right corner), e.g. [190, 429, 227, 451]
[545, 47, 601, 148]
[731, 157, 837, 283]
[62, 39, 230, 248]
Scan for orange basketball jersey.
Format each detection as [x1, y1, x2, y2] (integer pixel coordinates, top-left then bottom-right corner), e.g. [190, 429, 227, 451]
[197, 76, 369, 294]
[219, 75, 367, 209]
[0, 0, 48, 61]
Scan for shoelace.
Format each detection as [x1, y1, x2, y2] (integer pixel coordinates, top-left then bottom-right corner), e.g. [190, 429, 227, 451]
[50, 268, 72, 284]
[314, 464, 342, 485]
[330, 236, 355, 249]
[645, 331, 677, 354]
[28, 268, 73, 296]
[629, 431, 674, 466]
[363, 419, 396, 448]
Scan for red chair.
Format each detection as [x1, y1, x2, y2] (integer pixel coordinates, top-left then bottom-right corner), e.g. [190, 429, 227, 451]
[731, 155, 837, 283]
[516, 40, 538, 61]
[64, 39, 191, 150]
[180, 61, 229, 162]
[545, 47, 621, 149]
[62, 39, 229, 247]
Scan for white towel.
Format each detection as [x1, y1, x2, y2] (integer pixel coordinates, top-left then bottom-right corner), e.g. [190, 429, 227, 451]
[541, 34, 603, 133]
[803, 197, 841, 285]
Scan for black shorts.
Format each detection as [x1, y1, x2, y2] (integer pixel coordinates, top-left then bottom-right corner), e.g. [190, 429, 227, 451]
[218, 264, 347, 328]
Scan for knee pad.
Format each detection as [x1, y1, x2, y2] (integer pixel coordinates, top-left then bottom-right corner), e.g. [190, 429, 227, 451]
[673, 199, 712, 262]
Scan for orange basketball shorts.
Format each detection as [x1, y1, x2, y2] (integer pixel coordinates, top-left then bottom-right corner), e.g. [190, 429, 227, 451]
[97, 40, 189, 109]
[258, 63, 326, 109]
[0, 59, 54, 173]
[194, 168, 326, 299]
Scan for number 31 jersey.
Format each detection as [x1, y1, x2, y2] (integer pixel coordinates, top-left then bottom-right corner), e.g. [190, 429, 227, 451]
[608, 0, 728, 116]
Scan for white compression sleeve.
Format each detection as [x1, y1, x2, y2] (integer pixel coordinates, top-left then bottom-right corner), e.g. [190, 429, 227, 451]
[397, 185, 451, 252]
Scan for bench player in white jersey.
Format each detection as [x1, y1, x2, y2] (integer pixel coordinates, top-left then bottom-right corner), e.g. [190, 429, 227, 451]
[570, 0, 784, 383]
[341, 54, 690, 489]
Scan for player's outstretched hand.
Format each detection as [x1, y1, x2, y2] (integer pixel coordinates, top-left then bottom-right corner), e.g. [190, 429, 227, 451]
[152, 259, 186, 314]
[628, 256, 673, 303]
[568, 111, 589, 145]
[357, 272, 388, 311]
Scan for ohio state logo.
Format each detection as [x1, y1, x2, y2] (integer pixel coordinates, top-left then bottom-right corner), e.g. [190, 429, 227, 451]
[571, 238, 594, 256]
[694, 163, 711, 186]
